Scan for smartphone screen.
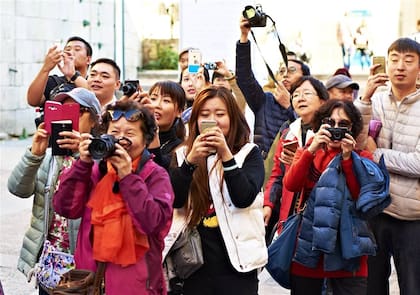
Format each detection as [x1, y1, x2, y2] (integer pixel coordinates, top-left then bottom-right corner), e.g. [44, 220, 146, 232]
[372, 56, 386, 74]
[51, 120, 73, 156]
[188, 49, 202, 74]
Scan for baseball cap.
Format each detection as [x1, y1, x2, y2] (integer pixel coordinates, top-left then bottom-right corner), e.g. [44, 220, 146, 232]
[54, 87, 101, 116]
[325, 74, 359, 90]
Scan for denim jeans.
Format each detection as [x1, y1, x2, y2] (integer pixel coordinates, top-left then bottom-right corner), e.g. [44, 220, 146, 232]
[368, 213, 420, 295]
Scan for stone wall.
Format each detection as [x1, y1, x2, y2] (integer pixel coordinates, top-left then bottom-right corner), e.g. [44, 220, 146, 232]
[0, 0, 140, 136]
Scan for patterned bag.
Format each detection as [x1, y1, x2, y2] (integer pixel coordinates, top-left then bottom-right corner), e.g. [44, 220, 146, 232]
[35, 240, 75, 289]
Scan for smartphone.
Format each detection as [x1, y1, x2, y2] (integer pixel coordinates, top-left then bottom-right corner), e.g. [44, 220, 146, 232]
[200, 120, 217, 133]
[372, 56, 386, 74]
[368, 119, 382, 141]
[44, 101, 79, 134]
[188, 49, 202, 74]
[200, 120, 217, 153]
[283, 140, 298, 153]
[51, 120, 73, 156]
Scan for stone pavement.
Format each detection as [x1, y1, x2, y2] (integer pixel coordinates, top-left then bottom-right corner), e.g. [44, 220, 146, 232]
[0, 137, 399, 295]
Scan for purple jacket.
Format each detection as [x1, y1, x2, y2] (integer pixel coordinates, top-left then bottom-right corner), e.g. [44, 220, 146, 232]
[53, 158, 174, 295]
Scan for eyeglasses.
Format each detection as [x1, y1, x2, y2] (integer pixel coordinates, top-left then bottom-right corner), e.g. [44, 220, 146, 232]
[107, 109, 143, 122]
[279, 66, 298, 75]
[291, 91, 317, 100]
[322, 117, 352, 129]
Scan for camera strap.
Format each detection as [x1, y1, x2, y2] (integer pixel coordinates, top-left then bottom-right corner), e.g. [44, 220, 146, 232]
[250, 19, 288, 86]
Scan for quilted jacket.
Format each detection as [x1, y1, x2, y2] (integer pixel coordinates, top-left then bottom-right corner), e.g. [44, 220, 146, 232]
[294, 152, 390, 272]
[236, 40, 296, 159]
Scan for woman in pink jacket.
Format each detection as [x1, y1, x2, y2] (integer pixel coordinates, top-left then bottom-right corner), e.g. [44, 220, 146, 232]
[53, 101, 174, 294]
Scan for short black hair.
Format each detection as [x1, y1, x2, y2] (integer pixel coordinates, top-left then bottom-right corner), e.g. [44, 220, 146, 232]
[288, 59, 311, 76]
[311, 99, 363, 138]
[388, 38, 420, 63]
[290, 75, 329, 101]
[211, 71, 224, 84]
[66, 36, 93, 57]
[90, 58, 121, 80]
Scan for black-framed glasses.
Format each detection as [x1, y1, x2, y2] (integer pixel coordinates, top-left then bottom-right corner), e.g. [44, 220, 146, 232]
[322, 117, 352, 129]
[107, 109, 143, 122]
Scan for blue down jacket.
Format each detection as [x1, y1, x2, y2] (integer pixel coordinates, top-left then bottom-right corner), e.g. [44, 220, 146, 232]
[294, 152, 390, 272]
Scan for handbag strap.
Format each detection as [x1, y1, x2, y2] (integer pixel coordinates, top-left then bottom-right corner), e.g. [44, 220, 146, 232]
[43, 156, 57, 240]
[93, 262, 105, 295]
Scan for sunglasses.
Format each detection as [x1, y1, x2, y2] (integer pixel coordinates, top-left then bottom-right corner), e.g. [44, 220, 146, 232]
[107, 109, 143, 122]
[322, 117, 352, 129]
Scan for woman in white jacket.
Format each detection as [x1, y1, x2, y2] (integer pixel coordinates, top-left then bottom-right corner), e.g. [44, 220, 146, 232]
[167, 86, 266, 295]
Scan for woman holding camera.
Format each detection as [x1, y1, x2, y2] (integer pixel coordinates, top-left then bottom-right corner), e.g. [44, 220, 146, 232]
[53, 101, 175, 295]
[283, 99, 374, 295]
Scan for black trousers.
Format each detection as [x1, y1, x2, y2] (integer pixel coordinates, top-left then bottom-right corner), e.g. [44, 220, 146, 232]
[290, 275, 367, 295]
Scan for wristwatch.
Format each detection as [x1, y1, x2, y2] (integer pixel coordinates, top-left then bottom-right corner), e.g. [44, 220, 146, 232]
[69, 71, 81, 82]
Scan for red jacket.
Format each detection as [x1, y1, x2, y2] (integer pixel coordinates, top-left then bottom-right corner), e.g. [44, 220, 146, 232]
[284, 146, 373, 278]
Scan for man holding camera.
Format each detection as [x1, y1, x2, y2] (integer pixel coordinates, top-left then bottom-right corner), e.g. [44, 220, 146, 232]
[236, 13, 308, 160]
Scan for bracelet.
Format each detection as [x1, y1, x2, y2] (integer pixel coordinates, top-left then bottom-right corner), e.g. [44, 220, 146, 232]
[184, 158, 197, 172]
[69, 71, 81, 82]
[225, 74, 236, 81]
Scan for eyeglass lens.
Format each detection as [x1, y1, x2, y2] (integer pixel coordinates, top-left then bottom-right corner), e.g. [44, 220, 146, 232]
[108, 110, 143, 122]
[322, 117, 352, 128]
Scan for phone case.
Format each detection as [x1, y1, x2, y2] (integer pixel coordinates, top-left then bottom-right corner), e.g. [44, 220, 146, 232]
[200, 120, 217, 133]
[44, 101, 80, 134]
[188, 49, 202, 74]
[283, 140, 298, 152]
[372, 56, 386, 74]
[51, 120, 73, 156]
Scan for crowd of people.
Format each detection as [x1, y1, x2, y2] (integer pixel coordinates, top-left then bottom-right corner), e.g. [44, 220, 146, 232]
[6, 13, 420, 295]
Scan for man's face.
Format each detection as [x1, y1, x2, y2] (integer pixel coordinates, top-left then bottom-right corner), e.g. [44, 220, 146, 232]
[387, 50, 420, 90]
[280, 60, 304, 91]
[64, 40, 91, 71]
[328, 87, 354, 102]
[88, 63, 121, 106]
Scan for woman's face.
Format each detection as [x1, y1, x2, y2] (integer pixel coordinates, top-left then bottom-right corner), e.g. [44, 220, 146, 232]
[107, 116, 146, 160]
[291, 80, 324, 124]
[197, 97, 230, 137]
[181, 69, 198, 102]
[325, 107, 351, 149]
[149, 88, 181, 132]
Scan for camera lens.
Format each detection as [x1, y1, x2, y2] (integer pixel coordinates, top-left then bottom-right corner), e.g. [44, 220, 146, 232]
[122, 83, 137, 96]
[88, 135, 117, 159]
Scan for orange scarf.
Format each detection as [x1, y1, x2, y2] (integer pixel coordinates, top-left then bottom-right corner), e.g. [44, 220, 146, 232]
[87, 158, 149, 266]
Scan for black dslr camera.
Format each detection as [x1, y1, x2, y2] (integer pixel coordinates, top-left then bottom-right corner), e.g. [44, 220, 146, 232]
[327, 127, 349, 141]
[122, 80, 140, 96]
[88, 134, 119, 160]
[243, 4, 267, 27]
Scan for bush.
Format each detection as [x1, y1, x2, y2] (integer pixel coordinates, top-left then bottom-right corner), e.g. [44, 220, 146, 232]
[143, 44, 178, 70]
